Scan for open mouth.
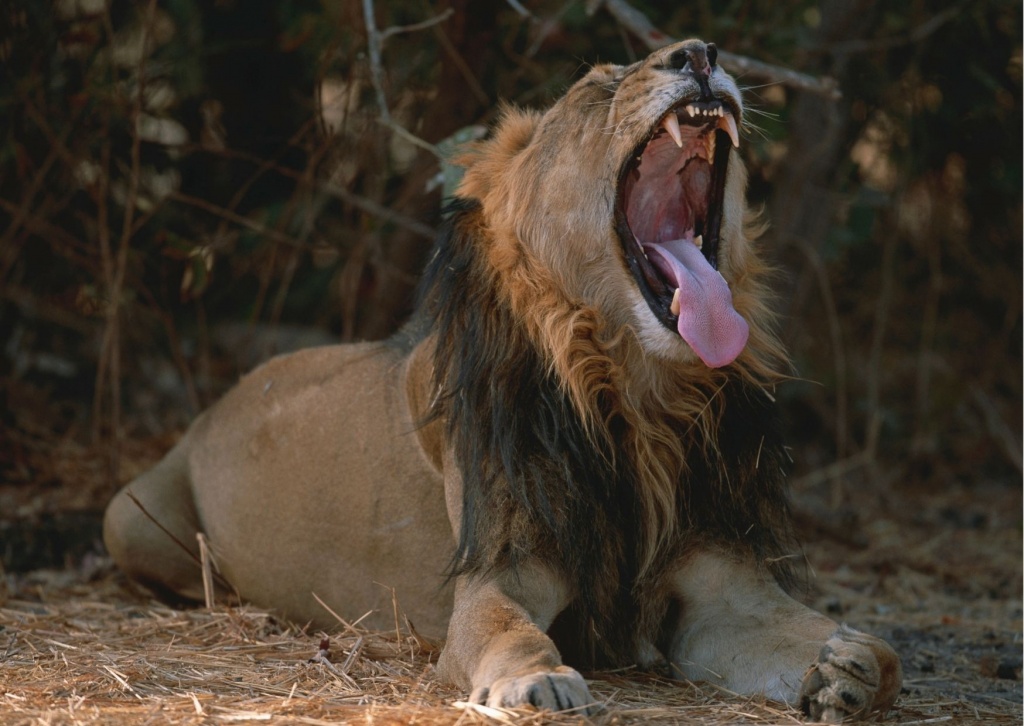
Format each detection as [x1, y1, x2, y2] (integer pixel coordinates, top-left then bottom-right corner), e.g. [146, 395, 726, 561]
[615, 99, 749, 368]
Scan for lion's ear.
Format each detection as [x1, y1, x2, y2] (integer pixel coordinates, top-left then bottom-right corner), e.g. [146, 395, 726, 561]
[587, 62, 626, 84]
[454, 105, 541, 199]
[580, 60, 641, 86]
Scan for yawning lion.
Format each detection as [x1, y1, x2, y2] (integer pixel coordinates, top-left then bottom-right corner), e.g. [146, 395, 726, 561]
[104, 39, 902, 721]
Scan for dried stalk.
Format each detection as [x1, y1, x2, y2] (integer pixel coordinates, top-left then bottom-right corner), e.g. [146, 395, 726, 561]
[177, 143, 436, 239]
[91, 0, 160, 487]
[361, 0, 448, 158]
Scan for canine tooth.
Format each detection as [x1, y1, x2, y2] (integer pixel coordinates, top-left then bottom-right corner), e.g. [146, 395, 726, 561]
[694, 234, 703, 250]
[670, 288, 681, 316]
[662, 113, 683, 148]
[718, 112, 740, 148]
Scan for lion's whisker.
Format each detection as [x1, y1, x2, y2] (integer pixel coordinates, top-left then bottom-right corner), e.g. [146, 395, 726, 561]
[741, 120, 771, 141]
[739, 81, 784, 92]
[743, 105, 780, 121]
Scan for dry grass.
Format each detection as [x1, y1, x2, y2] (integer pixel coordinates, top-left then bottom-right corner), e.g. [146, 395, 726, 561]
[0, 573, 797, 725]
[2, 436, 1020, 724]
[1, 566, 1019, 726]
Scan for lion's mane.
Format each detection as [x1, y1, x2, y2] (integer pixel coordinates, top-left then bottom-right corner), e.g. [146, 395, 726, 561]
[413, 112, 797, 666]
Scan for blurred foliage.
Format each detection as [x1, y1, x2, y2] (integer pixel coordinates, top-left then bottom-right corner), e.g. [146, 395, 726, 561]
[0, 0, 1020, 498]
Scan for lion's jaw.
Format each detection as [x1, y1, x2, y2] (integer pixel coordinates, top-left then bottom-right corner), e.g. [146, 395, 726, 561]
[608, 40, 749, 369]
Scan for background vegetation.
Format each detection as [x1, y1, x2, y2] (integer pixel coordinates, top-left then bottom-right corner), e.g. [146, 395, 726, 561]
[1, 0, 1020, 530]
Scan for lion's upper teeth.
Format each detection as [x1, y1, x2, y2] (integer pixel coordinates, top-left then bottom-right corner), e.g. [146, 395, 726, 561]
[662, 113, 683, 148]
[694, 234, 703, 250]
[679, 103, 740, 149]
[718, 113, 740, 148]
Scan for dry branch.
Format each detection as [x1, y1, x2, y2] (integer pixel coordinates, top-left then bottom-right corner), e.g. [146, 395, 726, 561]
[590, 0, 841, 99]
[174, 143, 437, 239]
[361, 0, 449, 159]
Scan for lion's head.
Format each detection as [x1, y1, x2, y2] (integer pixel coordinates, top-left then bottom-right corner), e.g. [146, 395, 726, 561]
[456, 39, 779, 378]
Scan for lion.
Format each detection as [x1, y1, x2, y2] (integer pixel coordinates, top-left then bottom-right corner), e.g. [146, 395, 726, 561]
[103, 39, 902, 721]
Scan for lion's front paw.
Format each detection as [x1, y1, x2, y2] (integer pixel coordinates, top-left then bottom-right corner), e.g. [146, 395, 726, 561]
[799, 626, 902, 723]
[470, 665, 598, 714]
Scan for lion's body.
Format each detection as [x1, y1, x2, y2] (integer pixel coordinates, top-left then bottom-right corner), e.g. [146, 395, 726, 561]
[105, 40, 902, 721]
[106, 337, 456, 636]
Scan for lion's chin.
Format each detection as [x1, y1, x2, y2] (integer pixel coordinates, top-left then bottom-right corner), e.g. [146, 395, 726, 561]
[629, 293, 704, 365]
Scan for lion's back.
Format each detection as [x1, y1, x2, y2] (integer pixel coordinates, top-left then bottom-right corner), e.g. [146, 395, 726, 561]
[185, 340, 454, 633]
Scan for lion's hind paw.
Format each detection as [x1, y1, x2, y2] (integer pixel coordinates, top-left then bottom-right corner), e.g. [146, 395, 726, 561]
[470, 665, 600, 715]
[799, 626, 902, 723]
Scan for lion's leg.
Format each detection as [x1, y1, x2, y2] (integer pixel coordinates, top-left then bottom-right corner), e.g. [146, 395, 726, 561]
[667, 550, 901, 722]
[103, 435, 207, 603]
[437, 561, 597, 714]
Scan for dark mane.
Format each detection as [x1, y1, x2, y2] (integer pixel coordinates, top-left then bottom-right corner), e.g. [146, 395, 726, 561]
[414, 198, 797, 667]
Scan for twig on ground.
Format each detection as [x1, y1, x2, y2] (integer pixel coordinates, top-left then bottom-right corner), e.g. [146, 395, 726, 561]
[311, 592, 372, 639]
[124, 489, 231, 591]
[307, 637, 341, 674]
[341, 636, 364, 673]
[197, 532, 216, 609]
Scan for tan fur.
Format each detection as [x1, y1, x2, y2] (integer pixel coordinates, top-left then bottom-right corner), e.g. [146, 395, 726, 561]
[104, 40, 901, 721]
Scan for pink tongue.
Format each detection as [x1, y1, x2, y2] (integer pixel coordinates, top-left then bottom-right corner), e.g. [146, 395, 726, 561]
[643, 239, 749, 368]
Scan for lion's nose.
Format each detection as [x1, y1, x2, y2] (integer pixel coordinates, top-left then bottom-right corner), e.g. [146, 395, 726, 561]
[668, 43, 715, 78]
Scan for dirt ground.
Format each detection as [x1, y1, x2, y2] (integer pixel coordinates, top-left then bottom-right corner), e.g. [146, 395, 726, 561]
[1, 428, 1021, 724]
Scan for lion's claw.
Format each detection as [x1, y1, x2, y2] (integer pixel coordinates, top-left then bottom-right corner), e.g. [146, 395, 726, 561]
[470, 666, 598, 715]
[799, 626, 902, 723]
